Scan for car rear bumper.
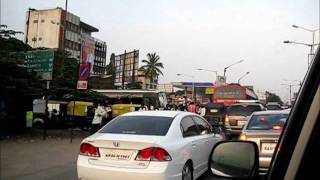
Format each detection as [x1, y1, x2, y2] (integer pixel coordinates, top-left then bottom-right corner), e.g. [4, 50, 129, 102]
[77, 156, 181, 180]
[259, 156, 272, 169]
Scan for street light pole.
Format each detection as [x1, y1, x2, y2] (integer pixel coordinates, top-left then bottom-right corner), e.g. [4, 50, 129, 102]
[238, 71, 250, 84]
[177, 73, 195, 101]
[223, 59, 244, 78]
[286, 25, 320, 67]
[281, 82, 300, 107]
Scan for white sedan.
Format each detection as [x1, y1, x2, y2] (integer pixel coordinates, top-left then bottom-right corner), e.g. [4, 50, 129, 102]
[77, 111, 222, 180]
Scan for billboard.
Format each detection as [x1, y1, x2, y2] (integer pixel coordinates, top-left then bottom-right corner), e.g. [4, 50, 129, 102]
[81, 34, 95, 72]
[113, 50, 139, 88]
[24, 49, 54, 80]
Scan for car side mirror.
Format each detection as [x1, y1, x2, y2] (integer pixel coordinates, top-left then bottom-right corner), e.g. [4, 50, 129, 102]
[209, 141, 259, 179]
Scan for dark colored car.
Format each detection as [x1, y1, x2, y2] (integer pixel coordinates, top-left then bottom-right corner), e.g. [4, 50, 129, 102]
[266, 102, 282, 110]
[204, 103, 227, 127]
[224, 103, 265, 138]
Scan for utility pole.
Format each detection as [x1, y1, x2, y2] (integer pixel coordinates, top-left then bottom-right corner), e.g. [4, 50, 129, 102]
[63, 0, 68, 49]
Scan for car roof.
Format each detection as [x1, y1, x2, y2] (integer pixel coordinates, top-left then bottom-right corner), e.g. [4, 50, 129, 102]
[252, 110, 289, 115]
[121, 111, 189, 118]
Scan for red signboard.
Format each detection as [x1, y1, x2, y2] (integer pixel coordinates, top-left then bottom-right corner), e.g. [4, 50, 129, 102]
[77, 80, 88, 89]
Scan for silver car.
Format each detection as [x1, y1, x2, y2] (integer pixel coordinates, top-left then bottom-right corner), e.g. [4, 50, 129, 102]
[239, 110, 289, 171]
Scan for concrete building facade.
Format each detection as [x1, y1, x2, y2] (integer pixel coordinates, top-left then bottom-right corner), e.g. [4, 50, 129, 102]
[25, 7, 107, 75]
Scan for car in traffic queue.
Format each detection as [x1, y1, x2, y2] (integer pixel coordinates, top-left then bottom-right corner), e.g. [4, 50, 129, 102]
[207, 48, 319, 180]
[224, 103, 265, 138]
[239, 111, 289, 171]
[77, 111, 223, 180]
[266, 102, 282, 110]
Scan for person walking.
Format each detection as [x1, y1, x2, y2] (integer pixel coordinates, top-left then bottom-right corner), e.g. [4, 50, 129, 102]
[91, 102, 106, 134]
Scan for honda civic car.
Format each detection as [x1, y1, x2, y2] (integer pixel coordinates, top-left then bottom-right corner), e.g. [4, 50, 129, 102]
[77, 111, 223, 180]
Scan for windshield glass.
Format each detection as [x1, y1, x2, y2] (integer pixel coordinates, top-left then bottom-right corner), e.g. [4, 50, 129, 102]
[99, 116, 173, 136]
[228, 105, 262, 116]
[247, 114, 288, 130]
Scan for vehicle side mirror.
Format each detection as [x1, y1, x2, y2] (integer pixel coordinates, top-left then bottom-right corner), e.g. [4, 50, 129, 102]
[209, 141, 259, 179]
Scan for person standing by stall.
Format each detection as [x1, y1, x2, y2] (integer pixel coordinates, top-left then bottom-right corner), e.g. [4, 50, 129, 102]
[91, 102, 106, 134]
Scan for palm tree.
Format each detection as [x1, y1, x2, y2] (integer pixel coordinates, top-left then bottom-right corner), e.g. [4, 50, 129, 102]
[139, 53, 164, 85]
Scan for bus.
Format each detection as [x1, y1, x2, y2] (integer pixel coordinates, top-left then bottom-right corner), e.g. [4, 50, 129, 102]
[212, 84, 259, 106]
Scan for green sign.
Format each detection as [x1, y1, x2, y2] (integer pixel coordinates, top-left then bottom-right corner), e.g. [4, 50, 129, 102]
[26, 111, 33, 128]
[25, 50, 54, 80]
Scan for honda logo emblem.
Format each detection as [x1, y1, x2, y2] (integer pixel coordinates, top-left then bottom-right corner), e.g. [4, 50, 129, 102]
[113, 142, 120, 147]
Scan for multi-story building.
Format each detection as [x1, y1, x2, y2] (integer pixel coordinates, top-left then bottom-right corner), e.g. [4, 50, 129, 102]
[137, 69, 157, 89]
[25, 7, 107, 75]
[93, 39, 107, 75]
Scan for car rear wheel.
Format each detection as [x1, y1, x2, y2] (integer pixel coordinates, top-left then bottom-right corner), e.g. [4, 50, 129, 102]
[182, 163, 193, 180]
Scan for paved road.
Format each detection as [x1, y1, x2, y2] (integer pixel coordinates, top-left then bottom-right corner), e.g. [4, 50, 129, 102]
[0, 130, 217, 180]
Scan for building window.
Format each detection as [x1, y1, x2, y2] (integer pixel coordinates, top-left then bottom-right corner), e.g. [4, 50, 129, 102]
[38, 37, 42, 41]
[41, 19, 45, 23]
[33, 20, 38, 23]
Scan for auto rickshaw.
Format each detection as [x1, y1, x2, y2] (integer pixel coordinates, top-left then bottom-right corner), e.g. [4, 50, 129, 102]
[111, 104, 140, 118]
[204, 103, 227, 130]
[67, 101, 94, 130]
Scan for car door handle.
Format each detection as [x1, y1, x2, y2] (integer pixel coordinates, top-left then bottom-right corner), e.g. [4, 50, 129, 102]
[205, 139, 209, 143]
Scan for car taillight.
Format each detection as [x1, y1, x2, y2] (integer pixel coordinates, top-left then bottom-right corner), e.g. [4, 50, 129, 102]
[135, 147, 172, 161]
[239, 134, 247, 141]
[273, 125, 282, 130]
[80, 143, 100, 157]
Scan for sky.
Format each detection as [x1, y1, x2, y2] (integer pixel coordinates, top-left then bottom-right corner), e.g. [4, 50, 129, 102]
[1, 0, 319, 102]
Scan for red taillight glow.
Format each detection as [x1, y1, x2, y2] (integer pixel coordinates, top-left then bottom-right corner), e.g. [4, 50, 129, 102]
[139, 148, 153, 160]
[273, 125, 282, 130]
[135, 147, 171, 161]
[79, 143, 100, 157]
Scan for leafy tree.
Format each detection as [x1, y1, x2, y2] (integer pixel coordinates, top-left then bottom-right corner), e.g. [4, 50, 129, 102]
[0, 25, 42, 95]
[0, 25, 43, 133]
[139, 52, 164, 85]
[266, 91, 283, 105]
[49, 49, 106, 101]
[51, 49, 78, 89]
[106, 53, 115, 75]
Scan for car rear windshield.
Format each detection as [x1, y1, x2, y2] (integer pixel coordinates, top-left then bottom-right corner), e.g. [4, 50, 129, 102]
[247, 114, 288, 130]
[99, 116, 174, 136]
[228, 105, 262, 116]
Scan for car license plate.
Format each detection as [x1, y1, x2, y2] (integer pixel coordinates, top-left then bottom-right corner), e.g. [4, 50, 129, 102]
[104, 149, 133, 161]
[261, 143, 277, 154]
[237, 120, 246, 126]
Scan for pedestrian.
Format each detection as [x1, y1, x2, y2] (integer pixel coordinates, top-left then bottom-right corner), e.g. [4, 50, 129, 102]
[187, 102, 196, 113]
[91, 102, 106, 134]
[199, 104, 206, 117]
